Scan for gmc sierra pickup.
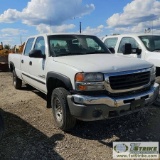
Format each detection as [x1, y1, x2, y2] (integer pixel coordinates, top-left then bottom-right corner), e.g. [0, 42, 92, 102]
[8, 33, 159, 131]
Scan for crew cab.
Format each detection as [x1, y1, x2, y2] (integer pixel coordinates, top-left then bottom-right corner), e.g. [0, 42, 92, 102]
[8, 33, 159, 131]
[102, 34, 160, 76]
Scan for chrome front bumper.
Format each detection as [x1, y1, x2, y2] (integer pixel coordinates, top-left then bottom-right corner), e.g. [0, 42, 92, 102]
[67, 83, 159, 121]
[71, 83, 159, 107]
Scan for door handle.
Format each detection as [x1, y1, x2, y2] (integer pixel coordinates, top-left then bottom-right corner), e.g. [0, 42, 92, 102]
[21, 60, 24, 63]
[29, 61, 32, 65]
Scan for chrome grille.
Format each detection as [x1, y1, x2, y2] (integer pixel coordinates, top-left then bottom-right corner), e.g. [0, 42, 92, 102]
[109, 71, 150, 90]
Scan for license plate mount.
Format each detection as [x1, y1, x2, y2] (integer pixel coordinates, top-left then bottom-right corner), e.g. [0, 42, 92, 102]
[130, 99, 145, 111]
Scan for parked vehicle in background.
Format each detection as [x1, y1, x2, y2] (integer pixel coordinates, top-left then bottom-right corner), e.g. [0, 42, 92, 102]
[102, 34, 160, 76]
[8, 33, 159, 131]
[0, 42, 20, 71]
[0, 42, 9, 65]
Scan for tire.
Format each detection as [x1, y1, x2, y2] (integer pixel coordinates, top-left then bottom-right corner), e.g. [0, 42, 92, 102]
[13, 69, 22, 89]
[51, 87, 76, 131]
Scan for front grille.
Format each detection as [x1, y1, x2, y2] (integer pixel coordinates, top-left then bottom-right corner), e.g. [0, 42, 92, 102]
[109, 71, 150, 90]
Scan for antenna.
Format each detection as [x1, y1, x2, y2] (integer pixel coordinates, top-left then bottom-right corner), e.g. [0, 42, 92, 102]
[80, 22, 81, 33]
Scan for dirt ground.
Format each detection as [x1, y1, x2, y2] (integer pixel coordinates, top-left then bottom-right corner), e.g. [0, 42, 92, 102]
[0, 69, 160, 160]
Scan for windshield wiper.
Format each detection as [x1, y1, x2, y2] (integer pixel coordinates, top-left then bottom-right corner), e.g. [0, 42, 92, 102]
[87, 51, 107, 54]
[56, 52, 86, 57]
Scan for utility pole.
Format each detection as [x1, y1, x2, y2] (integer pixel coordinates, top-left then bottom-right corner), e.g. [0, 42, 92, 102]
[80, 22, 81, 33]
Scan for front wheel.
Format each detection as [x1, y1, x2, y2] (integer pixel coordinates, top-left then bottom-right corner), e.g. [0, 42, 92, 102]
[51, 88, 76, 131]
[13, 69, 22, 89]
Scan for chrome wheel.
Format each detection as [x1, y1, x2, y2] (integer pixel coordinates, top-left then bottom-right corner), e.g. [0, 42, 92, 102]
[13, 71, 16, 86]
[54, 98, 63, 123]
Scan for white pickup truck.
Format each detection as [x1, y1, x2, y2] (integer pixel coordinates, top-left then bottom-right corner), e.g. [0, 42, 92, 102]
[8, 33, 159, 131]
[102, 34, 160, 76]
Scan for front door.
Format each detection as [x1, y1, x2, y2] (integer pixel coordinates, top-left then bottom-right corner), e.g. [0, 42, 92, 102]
[28, 36, 47, 93]
[117, 37, 141, 58]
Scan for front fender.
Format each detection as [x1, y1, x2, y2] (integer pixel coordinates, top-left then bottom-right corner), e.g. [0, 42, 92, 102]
[47, 72, 73, 90]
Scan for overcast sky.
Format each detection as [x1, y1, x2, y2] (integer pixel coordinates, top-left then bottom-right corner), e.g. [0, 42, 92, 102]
[0, 0, 160, 46]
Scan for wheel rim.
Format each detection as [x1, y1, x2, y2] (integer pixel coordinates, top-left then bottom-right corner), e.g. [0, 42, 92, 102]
[13, 71, 16, 86]
[54, 97, 63, 123]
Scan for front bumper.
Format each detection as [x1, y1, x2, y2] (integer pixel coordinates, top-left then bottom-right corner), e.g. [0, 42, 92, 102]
[67, 83, 159, 121]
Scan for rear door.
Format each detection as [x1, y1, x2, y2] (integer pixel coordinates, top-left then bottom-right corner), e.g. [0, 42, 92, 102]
[21, 37, 35, 83]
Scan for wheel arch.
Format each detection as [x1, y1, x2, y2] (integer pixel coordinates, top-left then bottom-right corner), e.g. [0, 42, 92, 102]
[46, 72, 73, 91]
[46, 72, 73, 108]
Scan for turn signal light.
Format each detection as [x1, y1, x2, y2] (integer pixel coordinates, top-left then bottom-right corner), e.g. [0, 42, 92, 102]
[75, 73, 84, 82]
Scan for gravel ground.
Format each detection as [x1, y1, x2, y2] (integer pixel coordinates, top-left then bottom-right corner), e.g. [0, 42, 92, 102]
[0, 70, 160, 160]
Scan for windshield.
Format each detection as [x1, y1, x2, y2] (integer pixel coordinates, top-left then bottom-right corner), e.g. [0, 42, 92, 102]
[139, 35, 160, 52]
[48, 35, 110, 57]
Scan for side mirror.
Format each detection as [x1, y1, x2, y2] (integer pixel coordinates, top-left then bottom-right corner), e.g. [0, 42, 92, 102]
[29, 49, 46, 59]
[136, 48, 142, 55]
[123, 43, 132, 55]
[123, 43, 142, 55]
[108, 47, 115, 53]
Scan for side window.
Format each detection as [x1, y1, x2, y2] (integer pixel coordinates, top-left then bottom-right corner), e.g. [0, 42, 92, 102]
[34, 36, 45, 55]
[104, 38, 118, 49]
[24, 38, 34, 56]
[118, 37, 140, 53]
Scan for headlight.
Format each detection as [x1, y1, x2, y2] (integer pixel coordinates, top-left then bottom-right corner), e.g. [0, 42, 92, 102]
[75, 72, 104, 91]
[75, 73, 103, 82]
[150, 66, 156, 82]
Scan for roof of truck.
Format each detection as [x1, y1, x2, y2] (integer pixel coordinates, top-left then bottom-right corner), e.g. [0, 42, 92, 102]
[104, 33, 160, 38]
[102, 33, 160, 41]
[27, 33, 96, 38]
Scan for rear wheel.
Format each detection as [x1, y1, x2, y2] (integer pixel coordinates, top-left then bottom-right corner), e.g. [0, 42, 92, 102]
[51, 87, 76, 131]
[13, 69, 22, 89]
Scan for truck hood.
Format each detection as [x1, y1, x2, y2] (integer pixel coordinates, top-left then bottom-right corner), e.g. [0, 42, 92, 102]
[54, 54, 152, 73]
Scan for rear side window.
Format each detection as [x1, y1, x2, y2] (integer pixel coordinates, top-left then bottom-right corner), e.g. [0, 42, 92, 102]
[24, 38, 35, 56]
[104, 38, 118, 49]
